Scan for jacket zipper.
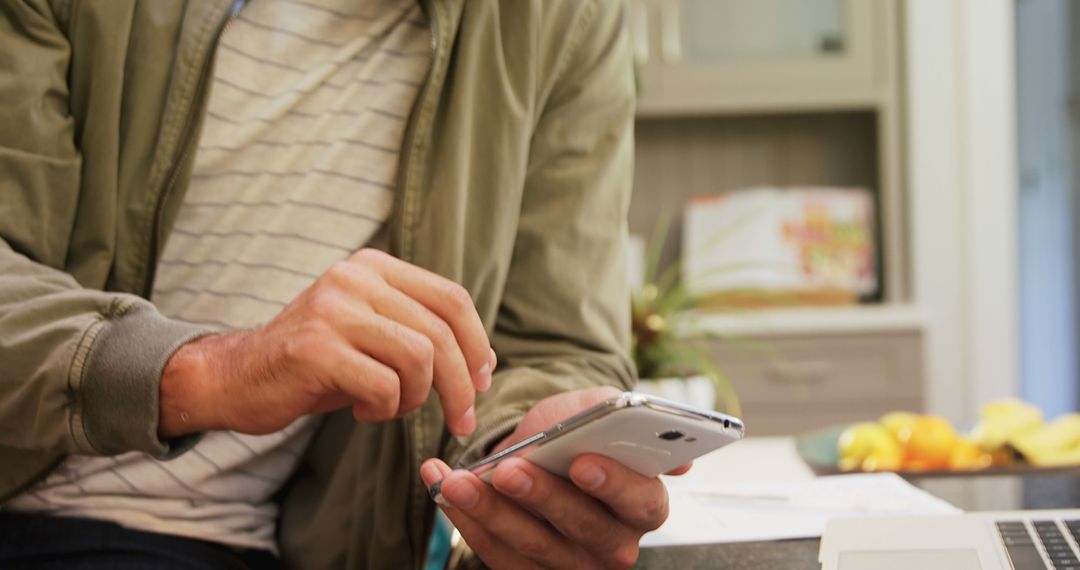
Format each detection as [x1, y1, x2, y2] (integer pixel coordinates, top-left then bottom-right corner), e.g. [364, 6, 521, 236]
[142, 0, 247, 298]
[398, 0, 445, 563]
[395, 1, 443, 264]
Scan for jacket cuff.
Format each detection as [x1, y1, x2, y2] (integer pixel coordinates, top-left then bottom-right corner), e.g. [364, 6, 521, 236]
[75, 302, 218, 457]
[446, 408, 527, 468]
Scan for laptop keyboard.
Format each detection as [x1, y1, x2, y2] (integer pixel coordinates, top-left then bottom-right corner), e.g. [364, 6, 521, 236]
[996, 520, 1080, 570]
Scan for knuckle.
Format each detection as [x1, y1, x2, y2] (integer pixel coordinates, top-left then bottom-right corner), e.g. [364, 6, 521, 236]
[559, 510, 598, 542]
[440, 282, 472, 314]
[635, 495, 669, 530]
[351, 247, 388, 265]
[427, 318, 456, 349]
[367, 369, 401, 419]
[323, 259, 378, 293]
[399, 383, 431, 413]
[606, 544, 639, 570]
[515, 535, 551, 562]
[323, 260, 354, 285]
[405, 330, 436, 365]
[306, 287, 338, 319]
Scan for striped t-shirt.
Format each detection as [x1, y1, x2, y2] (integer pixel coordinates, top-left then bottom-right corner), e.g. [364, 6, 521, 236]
[7, 0, 431, 553]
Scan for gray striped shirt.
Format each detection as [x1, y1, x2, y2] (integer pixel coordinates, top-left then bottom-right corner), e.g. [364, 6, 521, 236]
[7, 0, 431, 553]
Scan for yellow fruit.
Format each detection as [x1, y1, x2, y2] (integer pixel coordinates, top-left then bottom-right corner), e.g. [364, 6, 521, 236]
[971, 399, 1043, 451]
[1010, 414, 1080, 467]
[862, 447, 904, 472]
[905, 416, 958, 470]
[948, 438, 993, 471]
[879, 411, 920, 445]
[838, 422, 901, 472]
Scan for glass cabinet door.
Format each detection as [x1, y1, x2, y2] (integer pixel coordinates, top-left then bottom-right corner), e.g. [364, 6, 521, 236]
[635, 0, 890, 115]
[675, 0, 846, 62]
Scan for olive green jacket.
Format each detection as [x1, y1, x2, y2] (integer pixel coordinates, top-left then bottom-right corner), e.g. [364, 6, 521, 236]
[0, 0, 635, 567]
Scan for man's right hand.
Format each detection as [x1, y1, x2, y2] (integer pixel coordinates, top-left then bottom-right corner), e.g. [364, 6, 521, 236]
[158, 248, 495, 439]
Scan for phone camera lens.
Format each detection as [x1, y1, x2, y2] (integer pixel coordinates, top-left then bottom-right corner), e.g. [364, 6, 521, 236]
[657, 430, 684, 441]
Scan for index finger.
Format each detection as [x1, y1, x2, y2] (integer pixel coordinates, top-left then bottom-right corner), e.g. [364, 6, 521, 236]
[351, 249, 494, 387]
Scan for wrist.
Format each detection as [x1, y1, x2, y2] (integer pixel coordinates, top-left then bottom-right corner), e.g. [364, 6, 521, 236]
[159, 334, 223, 438]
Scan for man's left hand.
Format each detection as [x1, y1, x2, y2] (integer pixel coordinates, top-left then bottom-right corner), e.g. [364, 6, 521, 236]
[420, 387, 691, 569]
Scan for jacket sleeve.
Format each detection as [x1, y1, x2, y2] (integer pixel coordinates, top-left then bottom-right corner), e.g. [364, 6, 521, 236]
[445, 0, 637, 465]
[0, 1, 211, 457]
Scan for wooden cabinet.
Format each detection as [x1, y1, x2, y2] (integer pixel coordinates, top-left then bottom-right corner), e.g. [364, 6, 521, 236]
[628, 0, 921, 436]
[630, 0, 919, 433]
[711, 329, 922, 435]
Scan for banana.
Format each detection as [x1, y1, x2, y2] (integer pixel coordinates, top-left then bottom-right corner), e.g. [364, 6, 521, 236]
[1010, 414, 1080, 467]
[970, 399, 1044, 451]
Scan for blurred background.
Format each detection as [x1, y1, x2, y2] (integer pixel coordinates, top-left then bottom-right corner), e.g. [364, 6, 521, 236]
[627, 0, 1079, 436]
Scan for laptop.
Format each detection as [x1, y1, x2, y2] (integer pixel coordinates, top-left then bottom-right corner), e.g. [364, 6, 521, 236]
[819, 509, 1080, 569]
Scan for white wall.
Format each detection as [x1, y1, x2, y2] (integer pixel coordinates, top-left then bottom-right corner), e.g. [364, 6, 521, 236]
[906, 0, 1019, 425]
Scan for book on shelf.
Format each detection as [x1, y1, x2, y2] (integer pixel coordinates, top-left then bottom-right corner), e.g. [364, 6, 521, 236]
[683, 186, 877, 309]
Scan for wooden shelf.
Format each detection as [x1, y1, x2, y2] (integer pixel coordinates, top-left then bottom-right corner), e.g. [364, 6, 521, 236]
[689, 305, 923, 337]
[636, 87, 885, 119]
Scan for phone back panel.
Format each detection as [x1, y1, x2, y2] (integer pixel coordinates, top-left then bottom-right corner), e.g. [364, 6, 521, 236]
[508, 405, 741, 480]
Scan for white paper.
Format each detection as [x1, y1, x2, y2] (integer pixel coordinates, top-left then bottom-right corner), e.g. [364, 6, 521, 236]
[641, 473, 962, 547]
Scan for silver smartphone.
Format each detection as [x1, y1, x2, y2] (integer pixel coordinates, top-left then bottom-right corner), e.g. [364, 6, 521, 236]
[429, 392, 745, 501]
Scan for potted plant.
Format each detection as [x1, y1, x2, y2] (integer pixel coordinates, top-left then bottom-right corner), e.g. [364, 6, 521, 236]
[631, 217, 743, 417]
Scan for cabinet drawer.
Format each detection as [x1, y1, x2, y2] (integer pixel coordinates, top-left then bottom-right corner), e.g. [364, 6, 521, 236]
[711, 330, 922, 406]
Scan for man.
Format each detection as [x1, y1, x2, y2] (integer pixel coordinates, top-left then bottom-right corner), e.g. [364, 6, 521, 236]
[0, 0, 680, 568]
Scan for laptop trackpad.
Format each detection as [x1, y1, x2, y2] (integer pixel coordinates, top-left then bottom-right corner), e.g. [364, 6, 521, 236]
[838, 549, 982, 570]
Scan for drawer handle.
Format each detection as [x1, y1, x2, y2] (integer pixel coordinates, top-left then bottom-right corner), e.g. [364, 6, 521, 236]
[765, 361, 830, 384]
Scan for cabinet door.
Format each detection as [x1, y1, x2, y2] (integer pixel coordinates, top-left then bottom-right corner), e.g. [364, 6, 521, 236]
[635, 0, 890, 115]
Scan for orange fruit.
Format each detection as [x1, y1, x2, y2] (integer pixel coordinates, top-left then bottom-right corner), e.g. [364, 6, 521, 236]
[948, 438, 993, 471]
[904, 415, 958, 470]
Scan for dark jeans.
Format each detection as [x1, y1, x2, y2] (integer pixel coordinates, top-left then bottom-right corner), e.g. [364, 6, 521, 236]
[0, 511, 279, 569]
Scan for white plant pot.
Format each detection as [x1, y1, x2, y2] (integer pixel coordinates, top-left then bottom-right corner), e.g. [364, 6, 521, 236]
[635, 375, 717, 410]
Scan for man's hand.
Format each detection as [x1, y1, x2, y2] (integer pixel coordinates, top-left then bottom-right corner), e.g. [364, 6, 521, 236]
[420, 387, 691, 569]
[159, 248, 495, 438]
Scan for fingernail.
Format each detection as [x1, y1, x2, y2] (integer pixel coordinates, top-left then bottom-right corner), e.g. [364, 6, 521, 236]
[489, 347, 498, 368]
[500, 465, 533, 498]
[434, 461, 452, 477]
[475, 363, 492, 392]
[420, 461, 442, 488]
[442, 478, 480, 510]
[457, 406, 476, 435]
[573, 464, 606, 490]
